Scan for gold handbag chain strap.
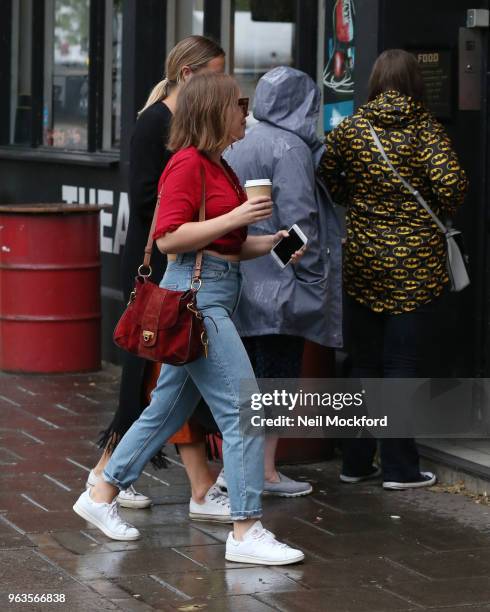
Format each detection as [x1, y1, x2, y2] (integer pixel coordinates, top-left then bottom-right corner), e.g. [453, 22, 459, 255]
[141, 163, 206, 286]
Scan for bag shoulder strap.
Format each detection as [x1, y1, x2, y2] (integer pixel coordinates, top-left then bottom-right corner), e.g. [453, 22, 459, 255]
[142, 164, 206, 281]
[193, 167, 206, 282]
[366, 120, 447, 235]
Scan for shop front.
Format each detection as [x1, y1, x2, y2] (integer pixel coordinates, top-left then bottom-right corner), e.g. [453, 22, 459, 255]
[1, 0, 489, 380]
[0, 0, 321, 362]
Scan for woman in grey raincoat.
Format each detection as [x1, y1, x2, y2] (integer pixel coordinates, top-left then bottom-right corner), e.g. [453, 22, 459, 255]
[222, 66, 342, 496]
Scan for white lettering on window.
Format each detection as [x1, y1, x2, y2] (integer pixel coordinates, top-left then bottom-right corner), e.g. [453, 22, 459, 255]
[97, 189, 114, 254]
[62, 185, 78, 204]
[113, 192, 129, 255]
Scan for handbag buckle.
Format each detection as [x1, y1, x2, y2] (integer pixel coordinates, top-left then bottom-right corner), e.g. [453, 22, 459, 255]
[191, 278, 202, 291]
[187, 301, 203, 319]
[142, 330, 155, 343]
[128, 290, 136, 306]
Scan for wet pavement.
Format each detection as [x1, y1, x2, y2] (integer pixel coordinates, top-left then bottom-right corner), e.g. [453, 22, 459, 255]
[1, 365, 490, 612]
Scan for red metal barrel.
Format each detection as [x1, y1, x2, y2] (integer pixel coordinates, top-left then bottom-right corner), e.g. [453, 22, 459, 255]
[0, 204, 103, 373]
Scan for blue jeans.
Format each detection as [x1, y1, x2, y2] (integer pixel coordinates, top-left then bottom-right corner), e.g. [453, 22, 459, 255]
[104, 253, 264, 520]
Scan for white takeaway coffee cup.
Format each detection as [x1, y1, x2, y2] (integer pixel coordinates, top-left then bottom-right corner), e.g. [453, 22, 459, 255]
[244, 179, 272, 199]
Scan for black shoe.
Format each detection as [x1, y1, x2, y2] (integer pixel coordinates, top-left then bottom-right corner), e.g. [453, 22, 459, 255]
[339, 465, 382, 484]
[383, 471, 437, 491]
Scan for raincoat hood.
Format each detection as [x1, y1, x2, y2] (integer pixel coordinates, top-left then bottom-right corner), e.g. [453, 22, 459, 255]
[360, 90, 427, 129]
[253, 66, 324, 162]
[223, 66, 343, 348]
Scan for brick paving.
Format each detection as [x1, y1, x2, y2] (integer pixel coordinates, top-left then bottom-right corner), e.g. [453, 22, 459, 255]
[1, 365, 490, 611]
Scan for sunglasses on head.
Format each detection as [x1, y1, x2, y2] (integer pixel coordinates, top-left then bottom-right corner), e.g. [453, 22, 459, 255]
[238, 97, 249, 116]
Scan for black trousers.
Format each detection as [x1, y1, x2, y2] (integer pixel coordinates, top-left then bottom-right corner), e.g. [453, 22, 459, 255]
[242, 335, 305, 379]
[342, 296, 436, 482]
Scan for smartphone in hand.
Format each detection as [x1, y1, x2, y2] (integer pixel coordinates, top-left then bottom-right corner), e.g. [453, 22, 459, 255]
[271, 224, 308, 268]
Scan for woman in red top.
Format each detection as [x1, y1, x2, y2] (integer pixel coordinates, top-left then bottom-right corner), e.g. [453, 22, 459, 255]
[88, 35, 227, 514]
[74, 73, 305, 566]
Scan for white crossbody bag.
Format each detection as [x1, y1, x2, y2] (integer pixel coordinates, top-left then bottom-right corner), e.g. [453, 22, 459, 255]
[366, 121, 470, 293]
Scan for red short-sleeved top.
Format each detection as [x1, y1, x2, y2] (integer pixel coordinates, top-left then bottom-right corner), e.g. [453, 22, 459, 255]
[153, 146, 247, 254]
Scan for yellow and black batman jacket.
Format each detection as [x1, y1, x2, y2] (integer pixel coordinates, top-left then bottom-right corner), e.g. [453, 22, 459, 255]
[319, 91, 468, 314]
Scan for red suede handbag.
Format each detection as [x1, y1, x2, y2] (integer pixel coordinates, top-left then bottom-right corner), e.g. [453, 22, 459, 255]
[113, 167, 208, 365]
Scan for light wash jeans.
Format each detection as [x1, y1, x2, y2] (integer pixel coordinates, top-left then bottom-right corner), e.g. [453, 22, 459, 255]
[104, 253, 264, 520]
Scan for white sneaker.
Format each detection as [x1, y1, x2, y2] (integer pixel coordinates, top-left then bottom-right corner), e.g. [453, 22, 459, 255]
[215, 468, 227, 491]
[86, 469, 152, 509]
[189, 484, 232, 523]
[73, 489, 141, 541]
[225, 521, 304, 566]
[116, 486, 152, 509]
[383, 471, 437, 491]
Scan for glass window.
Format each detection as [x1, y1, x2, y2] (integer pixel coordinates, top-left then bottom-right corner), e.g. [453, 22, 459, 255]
[193, 0, 204, 35]
[43, 0, 90, 149]
[103, 0, 123, 149]
[10, 0, 33, 144]
[233, 0, 296, 121]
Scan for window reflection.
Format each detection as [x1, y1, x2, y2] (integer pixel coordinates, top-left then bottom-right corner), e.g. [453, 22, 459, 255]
[44, 0, 90, 149]
[111, 0, 123, 147]
[193, 0, 204, 35]
[11, 0, 33, 144]
[233, 0, 296, 120]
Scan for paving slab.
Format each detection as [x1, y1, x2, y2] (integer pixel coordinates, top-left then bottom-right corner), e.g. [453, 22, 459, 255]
[386, 577, 490, 608]
[388, 548, 490, 580]
[256, 586, 418, 611]
[273, 555, 431, 589]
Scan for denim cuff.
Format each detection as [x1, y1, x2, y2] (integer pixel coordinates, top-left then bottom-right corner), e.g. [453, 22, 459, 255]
[102, 469, 124, 491]
[230, 510, 262, 521]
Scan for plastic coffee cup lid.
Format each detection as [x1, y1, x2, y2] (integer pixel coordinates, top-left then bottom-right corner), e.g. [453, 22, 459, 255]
[244, 179, 272, 187]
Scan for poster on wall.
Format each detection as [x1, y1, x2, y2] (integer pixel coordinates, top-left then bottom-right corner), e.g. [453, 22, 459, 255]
[323, 0, 356, 132]
[412, 50, 453, 120]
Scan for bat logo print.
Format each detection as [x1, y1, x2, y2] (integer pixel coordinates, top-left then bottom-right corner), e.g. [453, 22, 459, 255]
[391, 268, 409, 280]
[397, 144, 412, 156]
[393, 246, 411, 257]
[390, 131, 405, 143]
[383, 234, 401, 246]
[403, 280, 420, 291]
[416, 247, 433, 258]
[406, 235, 423, 247]
[359, 151, 373, 163]
[432, 153, 449, 166]
[442, 173, 459, 186]
[447, 160, 460, 172]
[369, 163, 385, 175]
[351, 138, 365, 150]
[392, 290, 409, 301]
[420, 148, 434, 162]
[403, 257, 420, 269]
[382, 257, 398, 268]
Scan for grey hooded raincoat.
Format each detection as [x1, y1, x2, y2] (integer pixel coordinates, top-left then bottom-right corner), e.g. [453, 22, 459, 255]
[224, 66, 342, 348]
